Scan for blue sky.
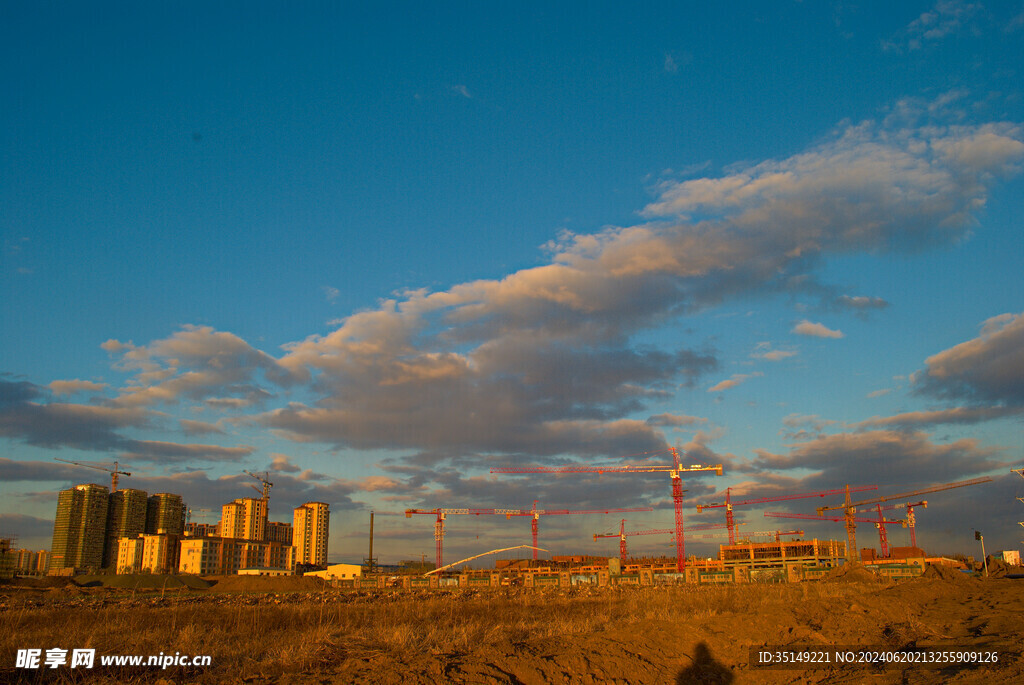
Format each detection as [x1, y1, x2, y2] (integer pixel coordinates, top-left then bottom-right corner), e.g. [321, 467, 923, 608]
[2, 1, 1023, 564]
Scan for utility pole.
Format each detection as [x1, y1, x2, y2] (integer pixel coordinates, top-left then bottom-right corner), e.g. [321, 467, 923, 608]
[975, 531, 988, 577]
[364, 511, 377, 573]
[1014, 469, 1024, 544]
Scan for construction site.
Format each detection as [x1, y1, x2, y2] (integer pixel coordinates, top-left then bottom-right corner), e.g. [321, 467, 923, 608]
[6, 449, 1016, 598]
[367, 449, 1008, 590]
[3, 453, 1022, 685]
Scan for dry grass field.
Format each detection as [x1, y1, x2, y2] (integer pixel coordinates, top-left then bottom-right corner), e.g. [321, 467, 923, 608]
[1, 572, 1021, 684]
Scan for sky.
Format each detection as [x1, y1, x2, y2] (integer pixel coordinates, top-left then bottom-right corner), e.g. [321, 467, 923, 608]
[2, 1, 1023, 566]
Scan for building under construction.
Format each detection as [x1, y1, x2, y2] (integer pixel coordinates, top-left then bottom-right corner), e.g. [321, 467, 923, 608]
[104, 488, 149, 568]
[0, 535, 16, 579]
[717, 538, 846, 569]
[51, 483, 110, 572]
[146, 493, 185, 535]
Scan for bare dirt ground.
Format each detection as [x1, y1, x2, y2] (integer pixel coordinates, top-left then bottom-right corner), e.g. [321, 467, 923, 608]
[1, 572, 1021, 684]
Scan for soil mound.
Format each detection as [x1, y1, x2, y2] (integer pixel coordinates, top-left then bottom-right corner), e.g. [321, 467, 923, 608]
[820, 563, 882, 583]
[201, 574, 328, 593]
[922, 563, 973, 583]
[71, 574, 211, 590]
[4, 576, 73, 589]
[983, 556, 1011, 579]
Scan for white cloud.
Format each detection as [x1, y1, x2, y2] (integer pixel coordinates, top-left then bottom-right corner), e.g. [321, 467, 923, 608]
[48, 379, 109, 396]
[105, 325, 302, 408]
[885, 0, 983, 52]
[760, 350, 798, 361]
[792, 320, 844, 339]
[851, 406, 1024, 429]
[646, 413, 708, 427]
[751, 343, 798, 361]
[179, 418, 225, 436]
[708, 372, 763, 393]
[914, 312, 1024, 404]
[835, 295, 889, 311]
[269, 454, 301, 473]
[264, 114, 1020, 456]
[11, 108, 1020, 466]
[752, 429, 1008, 489]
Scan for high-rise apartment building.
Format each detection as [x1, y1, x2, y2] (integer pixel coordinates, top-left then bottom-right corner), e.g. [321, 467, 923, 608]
[265, 521, 293, 545]
[293, 502, 329, 566]
[104, 488, 148, 568]
[221, 498, 267, 541]
[50, 484, 109, 572]
[35, 550, 49, 574]
[146, 493, 185, 535]
[11, 549, 50, 575]
[15, 549, 34, 573]
[0, 537, 13, 579]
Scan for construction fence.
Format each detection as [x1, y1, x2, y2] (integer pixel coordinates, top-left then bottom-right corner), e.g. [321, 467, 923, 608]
[324, 559, 923, 590]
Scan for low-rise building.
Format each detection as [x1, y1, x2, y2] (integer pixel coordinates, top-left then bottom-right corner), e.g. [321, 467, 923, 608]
[179, 536, 294, 575]
[238, 567, 293, 576]
[997, 550, 1021, 566]
[117, 537, 146, 574]
[303, 563, 362, 581]
[141, 534, 181, 574]
[184, 522, 217, 537]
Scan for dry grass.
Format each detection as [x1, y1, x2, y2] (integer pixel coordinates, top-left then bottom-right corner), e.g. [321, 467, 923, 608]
[0, 582, 885, 683]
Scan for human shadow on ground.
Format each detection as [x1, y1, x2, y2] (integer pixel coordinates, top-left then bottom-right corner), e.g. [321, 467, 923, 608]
[676, 641, 733, 685]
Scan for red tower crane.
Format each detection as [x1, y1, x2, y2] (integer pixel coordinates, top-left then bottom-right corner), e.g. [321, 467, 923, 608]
[506, 502, 653, 561]
[858, 501, 927, 548]
[492, 447, 723, 571]
[816, 477, 992, 562]
[595, 520, 796, 563]
[405, 507, 521, 568]
[694, 486, 878, 544]
[764, 510, 906, 558]
[593, 520, 736, 564]
[594, 519, 672, 565]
